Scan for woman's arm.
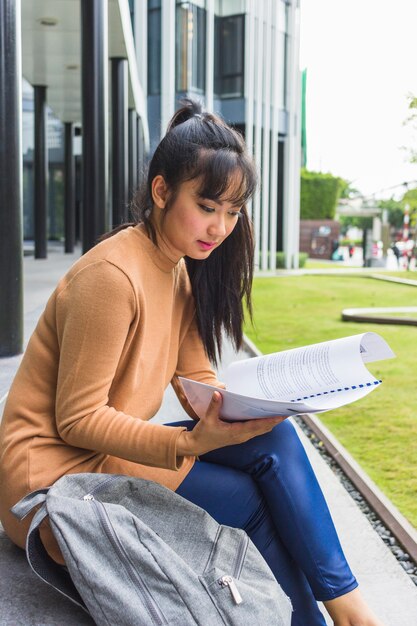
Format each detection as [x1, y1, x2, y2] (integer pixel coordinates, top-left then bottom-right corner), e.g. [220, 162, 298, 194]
[172, 312, 284, 448]
[171, 312, 225, 419]
[55, 261, 187, 470]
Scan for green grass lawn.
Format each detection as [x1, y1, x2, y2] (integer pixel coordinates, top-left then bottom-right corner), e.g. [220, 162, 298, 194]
[379, 271, 417, 281]
[304, 260, 346, 269]
[244, 275, 417, 528]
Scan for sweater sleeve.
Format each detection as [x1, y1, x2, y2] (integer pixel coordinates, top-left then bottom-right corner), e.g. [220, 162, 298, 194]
[55, 261, 187, 470]
[171, 312, 224, 419]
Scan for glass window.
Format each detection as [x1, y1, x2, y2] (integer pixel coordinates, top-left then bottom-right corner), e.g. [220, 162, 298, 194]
[214, 14, 244, 98]
[193, 3, 206, 91]
[128, 0, 134, 34]
[215, 0, 245, 16]
[176, 3, 189, 92]
[148, 4, 161, 95]
[21, 79, 65, 241]
[176, 2, 206, 93]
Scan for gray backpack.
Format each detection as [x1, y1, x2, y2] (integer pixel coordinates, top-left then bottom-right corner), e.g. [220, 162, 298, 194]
[12, 473, 292, 626]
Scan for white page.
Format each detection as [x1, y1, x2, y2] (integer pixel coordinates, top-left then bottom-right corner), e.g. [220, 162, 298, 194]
[178, 377, 379, 421]
[178, 332, 395, 422]
[223, 332, 394, 402]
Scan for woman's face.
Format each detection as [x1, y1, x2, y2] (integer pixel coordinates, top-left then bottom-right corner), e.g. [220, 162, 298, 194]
[152, 176, 243, 261]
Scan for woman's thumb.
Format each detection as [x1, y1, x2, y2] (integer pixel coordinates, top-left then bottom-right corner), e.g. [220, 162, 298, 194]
[206, 390, 222, 419]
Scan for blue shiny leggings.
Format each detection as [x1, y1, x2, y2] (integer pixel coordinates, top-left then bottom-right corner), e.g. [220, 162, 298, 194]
[170, 419, 358, 626]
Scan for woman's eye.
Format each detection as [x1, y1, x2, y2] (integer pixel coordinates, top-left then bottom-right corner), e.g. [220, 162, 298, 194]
[228, 211, 242, 219]
[199, 204, 215, 213]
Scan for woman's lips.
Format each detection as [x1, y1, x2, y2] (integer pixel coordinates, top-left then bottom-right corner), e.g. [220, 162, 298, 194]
[197, 240, 217, 251]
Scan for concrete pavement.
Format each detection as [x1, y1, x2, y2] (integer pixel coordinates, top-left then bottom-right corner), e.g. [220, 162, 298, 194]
[1, 246, 417, 625]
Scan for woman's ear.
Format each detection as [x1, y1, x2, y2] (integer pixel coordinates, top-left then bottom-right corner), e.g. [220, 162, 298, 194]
[151, 175, 168, 209]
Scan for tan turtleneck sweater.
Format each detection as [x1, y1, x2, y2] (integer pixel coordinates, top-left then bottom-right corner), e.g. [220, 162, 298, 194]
[0, 225, 219, 559]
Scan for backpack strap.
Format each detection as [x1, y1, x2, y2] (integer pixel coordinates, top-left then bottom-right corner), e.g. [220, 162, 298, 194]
[11, 488, 50, 519]
[11, 491, 88, 612]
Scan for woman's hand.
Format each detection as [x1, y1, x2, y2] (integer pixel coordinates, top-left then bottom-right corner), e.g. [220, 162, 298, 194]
[176, 391, 285, 457]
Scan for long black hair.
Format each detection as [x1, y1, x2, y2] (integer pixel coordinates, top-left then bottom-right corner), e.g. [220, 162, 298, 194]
[109, 99, 257, 365]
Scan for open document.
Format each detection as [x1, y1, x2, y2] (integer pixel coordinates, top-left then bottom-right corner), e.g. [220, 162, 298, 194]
[179, 332, 395, 421]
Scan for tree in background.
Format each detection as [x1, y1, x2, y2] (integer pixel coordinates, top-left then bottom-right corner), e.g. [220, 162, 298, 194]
[338, 214, 372, 235]
[378, 198, 405, 231]
[300, 169, 346, 219]
[402, 94, 417, 164]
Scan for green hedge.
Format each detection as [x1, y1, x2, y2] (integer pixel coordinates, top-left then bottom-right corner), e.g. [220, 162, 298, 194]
[339, 238, 362, 247]
[276, 252, 308, 268]
[300, 169, 345, 220]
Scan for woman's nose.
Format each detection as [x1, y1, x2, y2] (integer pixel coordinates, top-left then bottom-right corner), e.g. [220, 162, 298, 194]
[208, 214, 227, 237]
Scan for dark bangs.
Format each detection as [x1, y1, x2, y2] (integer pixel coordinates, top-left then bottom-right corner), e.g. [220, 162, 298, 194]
[187, 148, 257, 207]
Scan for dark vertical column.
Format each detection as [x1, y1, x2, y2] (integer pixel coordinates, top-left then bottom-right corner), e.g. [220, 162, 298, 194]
[74, 127, 82, 242]
[81, 0, 107, 251]
[111, 58, 128, 226]
[137, 116, 145, 182]
[0, 0, 23, 356]
[128, 108, 138, 203]
[276, 140, 285, 252]
[64, 122, 75, 253]
[34, 85, 48, 259]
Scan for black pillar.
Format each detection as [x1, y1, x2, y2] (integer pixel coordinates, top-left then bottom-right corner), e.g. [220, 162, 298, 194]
[0, 0, 23, 356]
[81, 0, 107, 251]
[137, 115, 145, 183]
[34, 85, 48, 259]
[111, 58, 128, 226]
[64, 122, 75, 253]
[128, 108, 138, 203]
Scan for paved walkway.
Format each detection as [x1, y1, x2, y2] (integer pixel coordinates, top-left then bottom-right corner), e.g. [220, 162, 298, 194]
[1, 248, 417, 625]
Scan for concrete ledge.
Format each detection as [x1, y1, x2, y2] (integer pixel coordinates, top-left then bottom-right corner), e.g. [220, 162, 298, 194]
[341, 306, 417, 326]
[300, 412, 417, 564]
[0, 525, 93, 625]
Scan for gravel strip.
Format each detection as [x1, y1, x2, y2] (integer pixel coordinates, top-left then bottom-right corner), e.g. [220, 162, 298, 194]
[294, 416, 417, 587]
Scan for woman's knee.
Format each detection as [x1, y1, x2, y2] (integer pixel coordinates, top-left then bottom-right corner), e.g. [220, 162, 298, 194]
[265, 419, 299, 448]
[176, 459, 266, 532]
[254, 419, 310, 468]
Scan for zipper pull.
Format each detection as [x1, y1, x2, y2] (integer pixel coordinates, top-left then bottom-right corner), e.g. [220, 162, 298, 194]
[83, 494, 94, 501]
[218, 575, 243, 605]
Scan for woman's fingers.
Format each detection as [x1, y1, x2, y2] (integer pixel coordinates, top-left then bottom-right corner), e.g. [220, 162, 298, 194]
[183, 392, 287, 456]
[204, 391, 223, 422]
[207, 392, 285, 433]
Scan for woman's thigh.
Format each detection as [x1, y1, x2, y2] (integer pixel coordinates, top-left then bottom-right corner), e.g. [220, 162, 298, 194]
[169, 419, 356, 603]
[176, 458, 326, 626]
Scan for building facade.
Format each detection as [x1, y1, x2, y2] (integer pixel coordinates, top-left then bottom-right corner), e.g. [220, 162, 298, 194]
[0, 0, 301, 356]
[138, 0, 301, 271]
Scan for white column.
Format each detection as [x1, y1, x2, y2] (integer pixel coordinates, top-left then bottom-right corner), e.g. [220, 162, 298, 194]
[283, 0, 301, 269]
[261, 0, 272, 271]
[269, 0, 279, 271]
[244, 0, 255, 155]
[161, 0, 176, 136]
[253, 0, 264, 270]
[206, 0, 215, 111]
[244, 0, 255, 220]
[134, 0, 147, 96]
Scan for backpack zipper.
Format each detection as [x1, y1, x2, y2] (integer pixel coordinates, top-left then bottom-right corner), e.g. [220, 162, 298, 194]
[233, 533, 249, 580]
[216, 533, 249, 605]
[83, 474, 120, 500]
[83, 494, 168, 626]
[218, 575, 243, 604]
[84, 478, 248, 610]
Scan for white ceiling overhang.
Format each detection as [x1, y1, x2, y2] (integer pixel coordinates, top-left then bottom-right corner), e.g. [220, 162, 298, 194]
[21, 0, 149, 150]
